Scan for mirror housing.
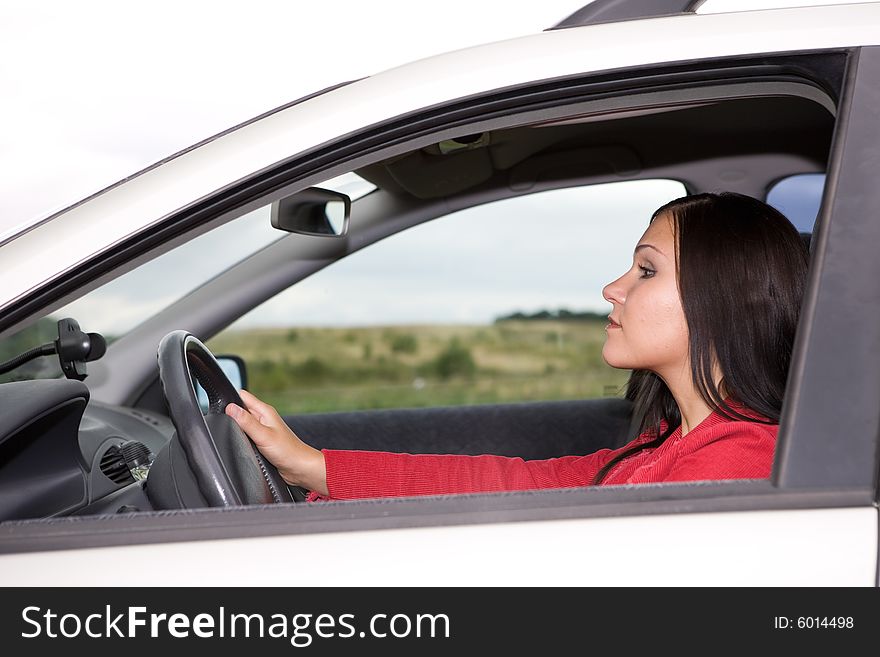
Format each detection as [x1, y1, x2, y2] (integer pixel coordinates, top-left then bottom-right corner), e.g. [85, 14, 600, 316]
[271, 186, 351, 237]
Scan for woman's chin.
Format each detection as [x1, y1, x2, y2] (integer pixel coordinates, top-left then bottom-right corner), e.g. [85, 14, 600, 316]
[602, 345, 636, 371]
[601, 346, 623, 369]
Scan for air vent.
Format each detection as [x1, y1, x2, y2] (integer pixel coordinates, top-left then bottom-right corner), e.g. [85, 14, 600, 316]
[99, 445, 135, 485]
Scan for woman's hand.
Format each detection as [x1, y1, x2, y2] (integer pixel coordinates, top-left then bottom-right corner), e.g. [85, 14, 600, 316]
[225, 389, 328, 497]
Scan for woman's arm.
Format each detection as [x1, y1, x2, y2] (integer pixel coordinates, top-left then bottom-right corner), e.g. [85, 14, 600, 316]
[320, 448, 615, 499]
[228, 390, 621, 500]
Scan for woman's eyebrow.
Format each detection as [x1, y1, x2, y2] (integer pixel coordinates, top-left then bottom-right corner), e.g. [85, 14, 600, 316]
[634, 243, 665, 257]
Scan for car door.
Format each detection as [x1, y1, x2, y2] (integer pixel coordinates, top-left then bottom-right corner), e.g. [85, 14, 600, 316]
[0, 11, 878, 585]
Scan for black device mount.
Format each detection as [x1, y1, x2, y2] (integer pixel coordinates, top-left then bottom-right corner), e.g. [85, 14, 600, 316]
[0, 318, 106, 380]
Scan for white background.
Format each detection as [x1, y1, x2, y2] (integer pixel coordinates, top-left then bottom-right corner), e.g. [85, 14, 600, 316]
[0, 0, 589, 232]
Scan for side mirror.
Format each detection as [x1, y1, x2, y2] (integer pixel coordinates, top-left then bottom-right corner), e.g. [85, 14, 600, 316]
[271, 186, 351, 237]
[195, 355, 248, 413]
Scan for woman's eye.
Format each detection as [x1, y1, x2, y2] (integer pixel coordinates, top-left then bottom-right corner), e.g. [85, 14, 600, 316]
[638, 265, 656, 279]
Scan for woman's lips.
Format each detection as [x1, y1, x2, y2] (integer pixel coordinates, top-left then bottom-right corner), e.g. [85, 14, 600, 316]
[606, 318, 621, 330]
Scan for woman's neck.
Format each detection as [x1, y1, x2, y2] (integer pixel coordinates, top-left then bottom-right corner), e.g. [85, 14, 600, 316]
[673, 394, 715, 436]
[659, 363, 723, 437]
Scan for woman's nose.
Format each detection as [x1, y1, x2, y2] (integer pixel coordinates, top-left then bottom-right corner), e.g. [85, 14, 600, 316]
[603, 275, 626, 305]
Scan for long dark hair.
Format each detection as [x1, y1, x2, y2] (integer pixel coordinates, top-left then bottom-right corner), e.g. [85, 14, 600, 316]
[591, 192, 809, 485]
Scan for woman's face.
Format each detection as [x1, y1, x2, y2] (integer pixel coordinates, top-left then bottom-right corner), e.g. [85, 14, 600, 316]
[601, 212, 689, 378]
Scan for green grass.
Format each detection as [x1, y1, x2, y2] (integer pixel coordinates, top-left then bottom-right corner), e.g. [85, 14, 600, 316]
[208, 320, 629, 415]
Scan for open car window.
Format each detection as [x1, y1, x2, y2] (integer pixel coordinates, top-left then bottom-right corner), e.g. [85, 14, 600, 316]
[208, 179, 687, 415]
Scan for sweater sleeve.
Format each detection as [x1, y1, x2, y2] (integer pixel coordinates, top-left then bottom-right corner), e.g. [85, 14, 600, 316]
[318, 447, 622, 500]
[659, 422, 778, 483]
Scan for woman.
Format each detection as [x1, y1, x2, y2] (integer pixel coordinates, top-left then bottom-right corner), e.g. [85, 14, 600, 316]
[225, 192, 809, 500]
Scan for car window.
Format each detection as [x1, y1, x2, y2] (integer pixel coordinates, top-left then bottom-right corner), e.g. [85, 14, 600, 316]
[208, 179, 687, 415]
[0, 173, 376, 384]
[766, 173, 825, 233]
[0, 207, 283, 384]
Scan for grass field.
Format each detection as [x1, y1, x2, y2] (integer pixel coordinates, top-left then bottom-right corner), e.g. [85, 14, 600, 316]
[207, 320, 629, 415]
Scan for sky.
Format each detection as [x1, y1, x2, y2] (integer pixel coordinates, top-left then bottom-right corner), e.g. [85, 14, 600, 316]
[0, 0, 843, 331]
[0, 0, 587, 233]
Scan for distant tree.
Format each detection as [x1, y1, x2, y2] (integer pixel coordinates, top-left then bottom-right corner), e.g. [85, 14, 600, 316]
[494, 308, 608, 323]
[432, 339, 476, 380]
[294, 356, 330, 383]
[389, 333, 418, 354]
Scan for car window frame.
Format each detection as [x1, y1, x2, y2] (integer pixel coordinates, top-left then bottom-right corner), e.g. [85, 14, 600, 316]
[85, 54, 848, 409]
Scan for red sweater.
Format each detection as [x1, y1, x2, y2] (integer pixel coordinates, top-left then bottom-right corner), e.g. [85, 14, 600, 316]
[311, 405, 778, 501]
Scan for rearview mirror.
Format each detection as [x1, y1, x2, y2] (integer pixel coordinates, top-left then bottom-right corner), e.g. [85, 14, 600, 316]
[271, 186, 351, 237]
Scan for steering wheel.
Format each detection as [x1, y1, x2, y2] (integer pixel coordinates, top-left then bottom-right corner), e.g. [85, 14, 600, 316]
[155, 330, 302, 506]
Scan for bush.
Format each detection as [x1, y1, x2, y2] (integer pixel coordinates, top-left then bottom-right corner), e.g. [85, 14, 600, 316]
[432, 339, 476, 380]
[292, 356, 330, 383]
[250, 359, 291, 391]
[389, 333, 418, 354]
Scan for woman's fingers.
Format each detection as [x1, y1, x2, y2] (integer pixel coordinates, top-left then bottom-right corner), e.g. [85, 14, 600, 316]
[225, 401, 273, 446]
[239, 389, 282, 426]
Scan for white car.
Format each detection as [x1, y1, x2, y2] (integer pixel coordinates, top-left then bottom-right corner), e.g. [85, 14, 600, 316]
[0, 0, 878, 586]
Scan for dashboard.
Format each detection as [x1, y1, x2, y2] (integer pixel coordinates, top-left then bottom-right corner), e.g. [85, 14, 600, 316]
[0, 379, 172, 521]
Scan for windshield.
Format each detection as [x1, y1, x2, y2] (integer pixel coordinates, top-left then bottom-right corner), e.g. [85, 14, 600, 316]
[0, 173, 375, 383]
